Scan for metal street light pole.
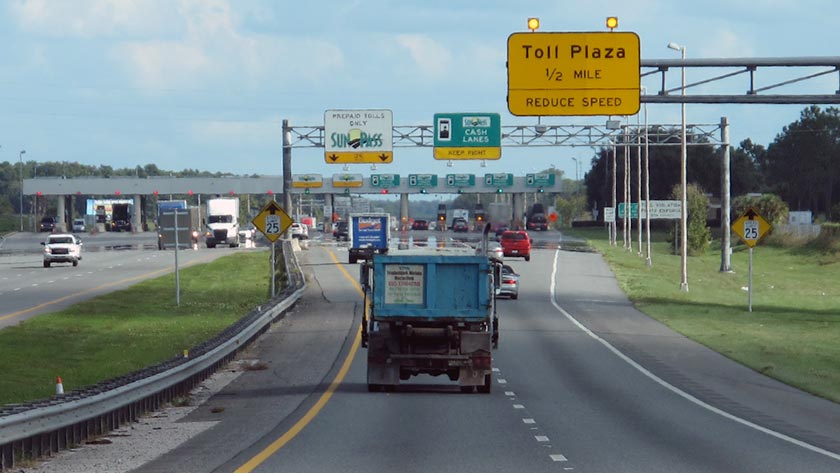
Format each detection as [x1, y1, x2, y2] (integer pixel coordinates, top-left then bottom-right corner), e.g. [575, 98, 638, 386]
[642, 88, 652, 267]
[668, 42, 689, 292]
[19, 150, 26, 232]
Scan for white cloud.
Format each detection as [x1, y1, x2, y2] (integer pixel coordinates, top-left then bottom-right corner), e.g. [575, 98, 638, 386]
[396, 34, 453, 79]
[107, 0, 344, 91]
[10, 0, 175, 38]
[188, 118, 281, 145]
[114, 41, 211, 89]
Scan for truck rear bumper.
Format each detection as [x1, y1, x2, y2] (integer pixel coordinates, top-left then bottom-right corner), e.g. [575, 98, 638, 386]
[366, 328, 492, 388]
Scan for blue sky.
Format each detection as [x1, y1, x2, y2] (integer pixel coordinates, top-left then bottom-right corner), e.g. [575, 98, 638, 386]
[1, 0, 838, 183]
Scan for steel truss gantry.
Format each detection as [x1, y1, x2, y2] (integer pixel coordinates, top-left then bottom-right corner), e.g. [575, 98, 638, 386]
[286, 123, 724, 149]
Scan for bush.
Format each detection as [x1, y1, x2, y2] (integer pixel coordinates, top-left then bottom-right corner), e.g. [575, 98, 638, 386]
[668, 183, 711, 256]
[732, 193, 789, 226]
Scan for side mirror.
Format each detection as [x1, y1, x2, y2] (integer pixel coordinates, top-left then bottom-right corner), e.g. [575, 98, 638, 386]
[40, 242, 46, 246]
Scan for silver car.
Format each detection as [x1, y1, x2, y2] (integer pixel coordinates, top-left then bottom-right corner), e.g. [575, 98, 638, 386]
[496, 264, 519, 299]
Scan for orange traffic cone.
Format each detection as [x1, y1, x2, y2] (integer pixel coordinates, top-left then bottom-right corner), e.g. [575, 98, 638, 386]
[55, 376, 64, 395]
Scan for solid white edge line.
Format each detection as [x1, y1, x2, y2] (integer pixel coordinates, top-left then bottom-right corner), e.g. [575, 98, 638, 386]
[550, 249, 840, 462]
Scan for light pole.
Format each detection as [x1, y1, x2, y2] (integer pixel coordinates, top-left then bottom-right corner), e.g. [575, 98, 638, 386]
[19, 150, 26, 232]
[571, 157, 580, 191]
[668, 41, 689, 292]
[642, 87, 652, 267]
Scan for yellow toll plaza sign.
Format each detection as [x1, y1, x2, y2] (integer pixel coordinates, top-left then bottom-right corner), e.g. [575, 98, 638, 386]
[731, 207, 772, 248]
[252, 200, 293, 243]
[507, 31, 640, 116]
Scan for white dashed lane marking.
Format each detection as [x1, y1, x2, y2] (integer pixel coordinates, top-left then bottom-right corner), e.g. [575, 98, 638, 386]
[497, 367, 571, 468]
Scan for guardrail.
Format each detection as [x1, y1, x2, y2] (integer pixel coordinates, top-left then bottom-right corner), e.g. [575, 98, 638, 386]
[0, 240, 306, 470]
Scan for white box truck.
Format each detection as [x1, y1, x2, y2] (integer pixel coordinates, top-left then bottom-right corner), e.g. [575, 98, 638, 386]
[204, 197, 240, 248]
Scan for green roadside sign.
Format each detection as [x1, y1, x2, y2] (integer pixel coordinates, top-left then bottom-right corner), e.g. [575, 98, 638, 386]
[445, 174, 475, 187]
[484, 173, 513, 187]
[434, 113, 501, 160]
[370, 174, 400, 188]
[525, 173, 555, 187]
[408, 174, 438, 187]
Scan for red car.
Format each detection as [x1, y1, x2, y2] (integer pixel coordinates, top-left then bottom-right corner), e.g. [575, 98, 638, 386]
[500, 230, 531, 261]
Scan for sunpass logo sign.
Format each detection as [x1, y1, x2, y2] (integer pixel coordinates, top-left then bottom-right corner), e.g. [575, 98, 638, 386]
[330, 128, 384, 149]
[324, 109, 393, 164]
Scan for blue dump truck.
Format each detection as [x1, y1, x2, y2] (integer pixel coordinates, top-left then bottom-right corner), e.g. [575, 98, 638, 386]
[348, 213, 390, 264]
[361, 242, 499, 393]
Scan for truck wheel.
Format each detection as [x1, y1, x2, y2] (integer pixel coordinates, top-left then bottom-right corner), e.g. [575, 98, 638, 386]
[72, 260, 78, 267]
[43, 261, 50, 268]
[478, 373, 492, 394]
[460, 385, 475, 394]
[349, 256, 356, 264]
[524, 254, 531, 262]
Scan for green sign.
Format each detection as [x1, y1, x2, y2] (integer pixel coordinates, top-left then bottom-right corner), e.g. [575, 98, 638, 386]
[525, 173, 556, 187]
[370, 174, 400, 188]
[617, 202, 639, 219]
[484, 173, 513, 187]
[434, 113, 502, 160]
[445, 174, 475, 187]
[408, 174, 438, 187]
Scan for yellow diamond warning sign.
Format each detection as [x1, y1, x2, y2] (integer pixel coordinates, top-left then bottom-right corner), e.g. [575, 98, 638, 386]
[731, 207, 772, 248]
[252, 201, 293, 243]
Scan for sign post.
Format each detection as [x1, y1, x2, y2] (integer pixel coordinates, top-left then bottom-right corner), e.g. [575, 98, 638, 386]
[731, 208, 772, 312]
[252, 201, 294, 298]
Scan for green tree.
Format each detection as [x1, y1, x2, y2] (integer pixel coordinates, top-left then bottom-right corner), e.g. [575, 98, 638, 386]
[732, 193, 789, 226]
[762, 106, 840, 219]
[554, 195, 587, 227]
[669, 183, 711, 255]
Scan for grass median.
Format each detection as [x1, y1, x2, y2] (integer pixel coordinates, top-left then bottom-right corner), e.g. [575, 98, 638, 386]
[0, 250, 272, 406]
[564, 227, 840, 403]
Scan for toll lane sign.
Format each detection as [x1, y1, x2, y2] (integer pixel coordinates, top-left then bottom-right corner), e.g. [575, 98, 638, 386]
[324, 109, 393, 164]
[507, 32, 640, 116]
[433, 113, 501, 160]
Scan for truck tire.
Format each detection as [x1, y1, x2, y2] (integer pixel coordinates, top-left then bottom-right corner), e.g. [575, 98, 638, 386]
[43, 261, 50, 268]
[460, 385, 475, 394]
[478, 373, 492, 394]
[349, 255, 357, 264]
[72, 260, 78, 267]
[367, 383, 382, 392]
[524, 254, 531, 262]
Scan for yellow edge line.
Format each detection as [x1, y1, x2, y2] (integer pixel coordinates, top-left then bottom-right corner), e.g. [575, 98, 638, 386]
[235, 248, 363, 473]
[0, 253, 221, 323]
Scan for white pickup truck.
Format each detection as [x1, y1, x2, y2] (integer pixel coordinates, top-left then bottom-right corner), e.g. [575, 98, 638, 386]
[41, 234, 83, 268]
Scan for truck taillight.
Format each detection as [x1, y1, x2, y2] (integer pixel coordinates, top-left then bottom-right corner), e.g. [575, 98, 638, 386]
[472, 355, 492, 370]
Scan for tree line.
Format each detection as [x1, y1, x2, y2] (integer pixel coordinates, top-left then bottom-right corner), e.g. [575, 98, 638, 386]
[585, 105, 840, 223]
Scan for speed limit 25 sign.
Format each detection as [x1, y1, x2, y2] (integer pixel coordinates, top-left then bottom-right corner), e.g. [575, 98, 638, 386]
[731, 208, 772, 248]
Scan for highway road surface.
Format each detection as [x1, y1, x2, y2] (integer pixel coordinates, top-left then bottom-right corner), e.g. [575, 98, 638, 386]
[129, 243, 840, 473]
